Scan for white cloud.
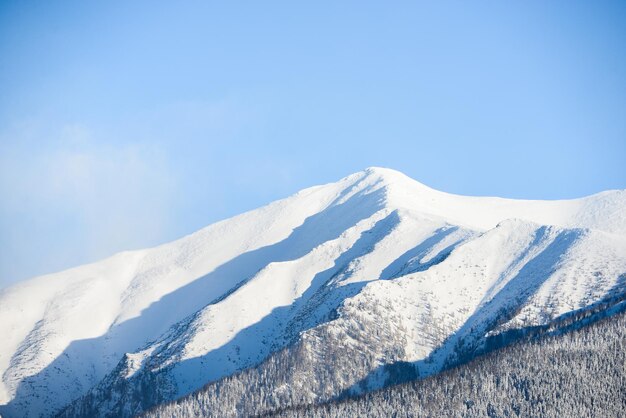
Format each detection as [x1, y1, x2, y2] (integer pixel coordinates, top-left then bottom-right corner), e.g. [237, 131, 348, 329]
[0, 123, 178, 287]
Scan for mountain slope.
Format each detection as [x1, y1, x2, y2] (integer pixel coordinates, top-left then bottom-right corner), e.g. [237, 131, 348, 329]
[268, 307, 626, 418]
[1, 168, 625, 417]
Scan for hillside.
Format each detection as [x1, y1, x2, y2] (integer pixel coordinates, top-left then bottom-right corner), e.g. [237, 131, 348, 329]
[0, 168, 624, 417]
[270, 307, 626, 418]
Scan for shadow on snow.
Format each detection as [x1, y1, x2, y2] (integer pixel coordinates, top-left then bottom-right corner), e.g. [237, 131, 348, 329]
[3, 179, 388, 417]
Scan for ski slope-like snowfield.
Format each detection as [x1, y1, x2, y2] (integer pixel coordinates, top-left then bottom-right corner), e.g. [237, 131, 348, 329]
[1, 168, 625, 417]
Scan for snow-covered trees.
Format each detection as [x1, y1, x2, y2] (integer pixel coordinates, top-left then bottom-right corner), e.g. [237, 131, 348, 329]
[139, 309, 626, 418]
[277, 310, 626, 418]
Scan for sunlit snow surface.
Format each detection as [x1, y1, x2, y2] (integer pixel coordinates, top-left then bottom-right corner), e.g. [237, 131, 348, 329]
[1, 168, 625, 417]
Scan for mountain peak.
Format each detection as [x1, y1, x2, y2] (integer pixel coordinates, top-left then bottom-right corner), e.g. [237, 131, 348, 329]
[1, 167, 625, 417]
[343, 167, 625, 235]
[363, 166, 404, 178]
[362, 166, 430, 188]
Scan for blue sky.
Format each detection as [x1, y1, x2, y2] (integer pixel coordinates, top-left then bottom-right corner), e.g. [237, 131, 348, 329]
[1, 1, 625, 287]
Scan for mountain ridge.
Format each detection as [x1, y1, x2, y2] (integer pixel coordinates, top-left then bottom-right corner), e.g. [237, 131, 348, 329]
[1, 167, 625, 417]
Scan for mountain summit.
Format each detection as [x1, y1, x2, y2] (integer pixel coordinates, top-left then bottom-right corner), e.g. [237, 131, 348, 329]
[1, 168, 625, 417]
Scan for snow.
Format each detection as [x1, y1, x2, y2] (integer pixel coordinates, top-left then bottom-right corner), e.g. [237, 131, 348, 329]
[0, 167, 624, 417]
[373, 167, 626, 235]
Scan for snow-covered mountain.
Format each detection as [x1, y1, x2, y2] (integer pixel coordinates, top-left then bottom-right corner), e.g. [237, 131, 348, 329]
[1, 168, 625, 417]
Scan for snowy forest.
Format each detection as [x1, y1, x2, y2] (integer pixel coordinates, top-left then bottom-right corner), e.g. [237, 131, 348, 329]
[275, 309, 626, 417]
[137, 305, 626, 418]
